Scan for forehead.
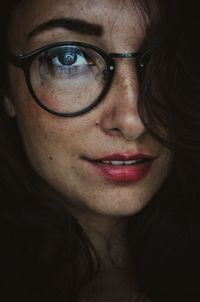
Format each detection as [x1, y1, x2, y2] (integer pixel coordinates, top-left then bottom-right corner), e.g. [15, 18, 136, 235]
[8, 0, 146, 52]
[11, 0, 135, 18]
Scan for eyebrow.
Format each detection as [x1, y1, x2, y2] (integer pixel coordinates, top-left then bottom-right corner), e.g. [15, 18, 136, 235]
[28, 17, 104, 39]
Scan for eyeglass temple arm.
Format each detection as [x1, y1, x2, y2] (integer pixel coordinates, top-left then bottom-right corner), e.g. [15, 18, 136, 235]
[8, 53, 25, 67]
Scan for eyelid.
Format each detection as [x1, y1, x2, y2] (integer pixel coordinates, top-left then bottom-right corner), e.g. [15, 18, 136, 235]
[47, 46, 96, 64]
[46, 46, 78, 58]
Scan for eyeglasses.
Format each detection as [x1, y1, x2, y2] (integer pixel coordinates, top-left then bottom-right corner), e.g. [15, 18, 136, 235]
[8, 41, 152, 117]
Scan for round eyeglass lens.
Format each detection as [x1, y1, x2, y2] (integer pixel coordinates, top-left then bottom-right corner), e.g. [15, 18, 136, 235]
[30, 45, 108, 114]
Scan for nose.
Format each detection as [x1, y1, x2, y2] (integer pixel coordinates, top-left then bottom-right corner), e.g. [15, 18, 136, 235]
[99, 61, 146, 141]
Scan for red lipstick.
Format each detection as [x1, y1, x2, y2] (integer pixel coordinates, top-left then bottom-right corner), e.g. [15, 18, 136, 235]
[94, 153, 154, 161]
[84, 153, 156, 183]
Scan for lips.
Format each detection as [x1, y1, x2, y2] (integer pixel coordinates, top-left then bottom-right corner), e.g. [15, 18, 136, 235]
[82, 152, 157, 182]
[87, 152, 156, 162]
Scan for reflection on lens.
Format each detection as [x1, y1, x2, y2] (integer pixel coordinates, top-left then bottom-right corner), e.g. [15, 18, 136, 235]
[30, 45, 107, 114]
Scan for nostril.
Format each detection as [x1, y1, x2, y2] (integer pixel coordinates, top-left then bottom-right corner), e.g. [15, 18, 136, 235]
[112, 128, 119, 132]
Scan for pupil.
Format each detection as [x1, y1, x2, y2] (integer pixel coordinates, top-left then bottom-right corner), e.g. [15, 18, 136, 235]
[59, 52, 77, 65]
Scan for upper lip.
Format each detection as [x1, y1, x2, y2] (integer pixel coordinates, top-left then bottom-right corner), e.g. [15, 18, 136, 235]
[85, 152, 157, 161]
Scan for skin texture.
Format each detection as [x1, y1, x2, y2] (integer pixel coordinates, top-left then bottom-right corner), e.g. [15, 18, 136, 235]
[7, 0, 172, 226]
[6, 1, 172, 300]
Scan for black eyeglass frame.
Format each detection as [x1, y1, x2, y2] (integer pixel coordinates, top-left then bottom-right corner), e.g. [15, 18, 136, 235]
[8, 41, 147, 117]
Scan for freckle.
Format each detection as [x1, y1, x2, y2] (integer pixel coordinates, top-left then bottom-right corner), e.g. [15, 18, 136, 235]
[49, 156, 53, 160]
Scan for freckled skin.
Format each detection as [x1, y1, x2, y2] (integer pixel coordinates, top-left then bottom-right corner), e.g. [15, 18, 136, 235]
[7, 0, 172, 223]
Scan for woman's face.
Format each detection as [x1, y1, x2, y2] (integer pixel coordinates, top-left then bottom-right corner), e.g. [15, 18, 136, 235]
[7, 0, 172, 217]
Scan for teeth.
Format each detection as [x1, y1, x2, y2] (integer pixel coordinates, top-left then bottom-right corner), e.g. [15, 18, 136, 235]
[124, 160, 138, 165]
[101, 159, 144, 165]
[101, 160, 110, 164]
[110, 161, 125, 165]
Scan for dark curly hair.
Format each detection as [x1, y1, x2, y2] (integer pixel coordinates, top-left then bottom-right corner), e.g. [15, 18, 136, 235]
[0, 1, 200, 301]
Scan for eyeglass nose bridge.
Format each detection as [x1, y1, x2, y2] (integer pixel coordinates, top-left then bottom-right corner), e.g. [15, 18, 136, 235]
[109, 52, 139, 59]
[106, 52, 140, 75]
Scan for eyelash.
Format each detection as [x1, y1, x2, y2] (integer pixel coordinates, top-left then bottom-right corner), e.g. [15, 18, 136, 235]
[37, 48, 96, 78]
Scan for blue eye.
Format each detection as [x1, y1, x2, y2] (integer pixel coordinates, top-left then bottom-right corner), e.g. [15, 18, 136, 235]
[38, 46, 94, 77]
[51, 51, 87, 73]
[56, 51, 77, 66]
[49, 47, 84, 68]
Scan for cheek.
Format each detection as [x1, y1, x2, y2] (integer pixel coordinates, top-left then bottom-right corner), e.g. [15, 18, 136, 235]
[8, 79, 68, 172]
[15, 108, 78, 191]
[12, 89, 90, 179]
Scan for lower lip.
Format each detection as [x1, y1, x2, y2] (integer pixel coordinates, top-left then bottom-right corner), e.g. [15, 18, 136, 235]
[86, 160, 154, 182]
